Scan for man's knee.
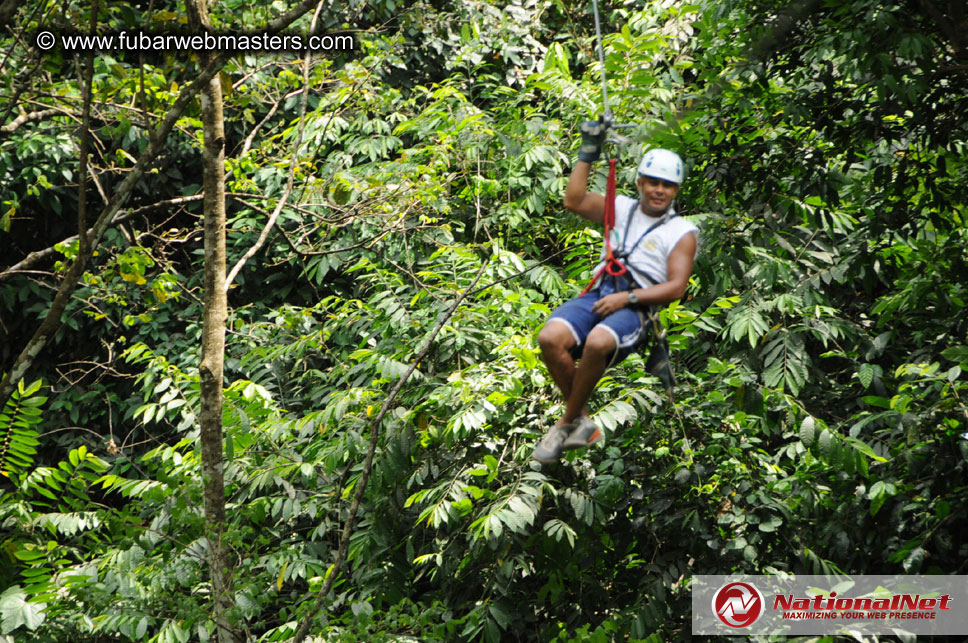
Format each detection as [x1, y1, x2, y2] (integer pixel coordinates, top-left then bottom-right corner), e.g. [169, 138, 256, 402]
[583, 327, 616, 359]
[538, 321, 573, 354]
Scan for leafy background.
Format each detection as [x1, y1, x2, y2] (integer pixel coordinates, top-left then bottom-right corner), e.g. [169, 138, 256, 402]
[1, 0, 966, 641]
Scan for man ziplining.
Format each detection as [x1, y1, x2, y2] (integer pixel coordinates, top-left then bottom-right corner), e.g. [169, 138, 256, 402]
[532, 119, 698, 464]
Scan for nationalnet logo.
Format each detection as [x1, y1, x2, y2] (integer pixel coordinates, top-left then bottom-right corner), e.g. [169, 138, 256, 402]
[694, 575, 968, 635]
[773, 591, 952, 621]
[712, 581, 765, 628]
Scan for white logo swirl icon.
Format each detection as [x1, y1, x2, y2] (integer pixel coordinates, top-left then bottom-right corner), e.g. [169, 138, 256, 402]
[712, 581, 765, 628]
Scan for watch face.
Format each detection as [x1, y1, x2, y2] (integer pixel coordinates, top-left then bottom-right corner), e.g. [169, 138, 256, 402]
[628, 291, 638, 304]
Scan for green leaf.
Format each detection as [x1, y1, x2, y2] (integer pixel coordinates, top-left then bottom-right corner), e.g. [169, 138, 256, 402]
[592, 399, 636, 432]
[857, 363, 876, 389]
[843, 436, 888, 462]
[936, 500, 951, 520]
[726, 299, 769, 347]
[544, 519, 576, 547]
[12, 549, 44, 562]
[762, 333, 809, 395]
[799, 416, 816, 448]
[19, 379, 43, 398]
[861, 396, 891, 409]
[818, 429, 840, 465]
[941, 345, 968, 367]
[868, 480, 895, 516]
[483, 455, 498, 473]
[487, 514, 502, 539]
[758, 515, 782, 532]
[0, 586, 46, 633]
[489, 603, 512, 630]
[903, 547, 924, 573]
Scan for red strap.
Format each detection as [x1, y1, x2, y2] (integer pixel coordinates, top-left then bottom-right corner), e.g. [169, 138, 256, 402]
[580, 158, 626, 296]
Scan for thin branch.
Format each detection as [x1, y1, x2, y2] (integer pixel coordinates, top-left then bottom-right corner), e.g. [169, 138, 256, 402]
[86, 157, 111, 206]
[935, 64, 968, 76]
[293, 226, 400, 256]
[38, 426, 109, 441]
[226, 1, 335, 291]
[228, 190, 362, 226]
[291, 256, 491, 643]
[239, 98, 283, 157]
[231, 60, 289, 91]
[224, 40, 316, 290]
[0, 108, 60, 134]
[0, 195, 204, 281]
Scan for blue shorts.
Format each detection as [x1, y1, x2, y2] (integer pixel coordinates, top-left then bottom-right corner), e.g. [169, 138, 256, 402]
[546, 275, 650, 367]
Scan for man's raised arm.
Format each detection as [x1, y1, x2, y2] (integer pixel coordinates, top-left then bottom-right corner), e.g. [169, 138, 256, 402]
[562, 120, 609, 223]
[563, 161, 606, 223]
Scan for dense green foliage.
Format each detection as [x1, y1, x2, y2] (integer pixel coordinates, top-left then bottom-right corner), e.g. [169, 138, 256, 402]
[1, 0, 966, 640]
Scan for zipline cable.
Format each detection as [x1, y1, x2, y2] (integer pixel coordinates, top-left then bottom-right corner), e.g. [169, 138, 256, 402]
[581, 1, 631, 298]
[586, 0, 687, 425]
[591, 0, 612, 124]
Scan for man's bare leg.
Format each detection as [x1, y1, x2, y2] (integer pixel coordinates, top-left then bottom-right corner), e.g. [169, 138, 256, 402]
[538, 321, 590, 424]
[560, 326, 614, 425]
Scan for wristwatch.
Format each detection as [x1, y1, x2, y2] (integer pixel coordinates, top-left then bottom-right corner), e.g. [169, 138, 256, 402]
[627, 290, 638, 306]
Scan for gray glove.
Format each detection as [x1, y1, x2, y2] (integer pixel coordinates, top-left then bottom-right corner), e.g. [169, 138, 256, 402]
[577, 118, 609, 163]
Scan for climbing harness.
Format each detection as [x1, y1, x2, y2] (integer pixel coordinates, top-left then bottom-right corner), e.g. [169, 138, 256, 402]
[581, 195, 678, 296]
[576, 182, 679, 398]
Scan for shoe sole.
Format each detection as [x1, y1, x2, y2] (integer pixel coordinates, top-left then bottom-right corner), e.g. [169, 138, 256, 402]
[562, 428, 602, 451]
[533, 454, 560, 464]
[532, 427, 571, 463]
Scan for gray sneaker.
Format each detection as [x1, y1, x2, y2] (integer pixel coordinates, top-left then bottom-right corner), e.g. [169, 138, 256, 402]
[562, 417, 603, 451]
[532, 424, 571, 464]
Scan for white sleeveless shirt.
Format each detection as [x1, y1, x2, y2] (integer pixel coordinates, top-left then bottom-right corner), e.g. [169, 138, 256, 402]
[592, 194, 698, 288]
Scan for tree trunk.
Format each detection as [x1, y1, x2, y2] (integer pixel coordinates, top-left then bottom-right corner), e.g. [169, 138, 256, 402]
[186, 0, 234, 638]
[198, 76, 235, 642]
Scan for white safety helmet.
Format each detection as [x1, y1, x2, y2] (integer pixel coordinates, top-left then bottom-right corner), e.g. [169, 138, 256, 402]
[637, 148, 684, 184]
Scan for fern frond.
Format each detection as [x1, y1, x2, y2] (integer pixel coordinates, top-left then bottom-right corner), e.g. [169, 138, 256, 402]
[725, 296, 769, 347]
[762, 333, 811, 396]
[0, 379, 45, 482]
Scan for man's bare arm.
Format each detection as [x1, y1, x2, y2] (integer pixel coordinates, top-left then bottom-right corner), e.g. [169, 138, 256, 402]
[563, 161, 606, 224]
[651, 231, 697, 303]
